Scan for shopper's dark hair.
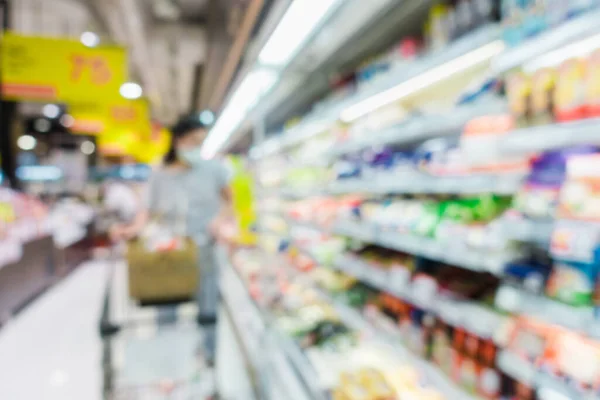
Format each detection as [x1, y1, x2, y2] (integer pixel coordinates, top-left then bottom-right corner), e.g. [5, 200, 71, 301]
[164, 114, 210, 164]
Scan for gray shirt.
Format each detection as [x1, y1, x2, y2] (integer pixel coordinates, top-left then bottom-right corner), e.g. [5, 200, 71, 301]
[145, 160, 229, 245]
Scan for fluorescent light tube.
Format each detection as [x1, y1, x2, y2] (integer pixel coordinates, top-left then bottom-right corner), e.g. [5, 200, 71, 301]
[340, 40, 505, 123]
[202, 68, 278, 158]
[524, 32, 600, 72]
[259, 0, 342, 67]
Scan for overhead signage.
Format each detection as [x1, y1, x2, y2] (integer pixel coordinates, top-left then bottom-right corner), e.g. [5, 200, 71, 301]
[1, 33, 127, 105]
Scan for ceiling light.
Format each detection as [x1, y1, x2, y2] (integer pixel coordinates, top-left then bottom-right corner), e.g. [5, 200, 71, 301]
[60, 114, 75, 128]
[524, 32, 600, 72]
[81, 141, 95, 155]
[17, 135, 37, 151]
[259, 0, 342, 67]
[42, 104, 60, 119]
[340, 40, 506, 122]
[202, 68, 278, 158]
[119, 82, 143, 100]
[80, 31, 100, 48]
[34, 118, 51, 133]
[199, 110, 215, 126]
[17, 166, 63, 181]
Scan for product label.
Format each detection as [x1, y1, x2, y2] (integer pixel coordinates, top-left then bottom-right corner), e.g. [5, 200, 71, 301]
[551, 219, 600, 263]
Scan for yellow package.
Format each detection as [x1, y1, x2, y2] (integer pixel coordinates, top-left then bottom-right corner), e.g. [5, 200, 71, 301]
[358, 368, 396, 399]
[530, 67, 557, 125]
[586, 50, 600, 117]
[341, 382, 371, 400]
[554, 58, 586, 122]
[506, 72, 531, 128]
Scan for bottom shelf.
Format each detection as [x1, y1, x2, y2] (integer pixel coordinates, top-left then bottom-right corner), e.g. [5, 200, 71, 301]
[220, 246, 485, 400]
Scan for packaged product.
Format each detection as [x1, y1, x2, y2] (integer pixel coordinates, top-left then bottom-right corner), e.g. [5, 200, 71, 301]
[429, 3, 452, 49]
[568, 0, 599, 16]
[513, 147, 597, 220]
[501, 0, 526, 46]
[358, 368, 396, 399]
[546, 0, 569, 27]
[455, 353, 479, 394]
[432, 318, 454, 374]
[546, 260, 597, 306]
[477, 333, 501, 399]
[557, 153, 600, 221]
[553, 58, 587, 122]
[473, 0, 498, 25]
[454, 0, 475, 38]
[522, 0, 548, 38]
[586, 49, 600, 117]
[505, 318, 556, 365]
[506, 72, 531, 128]
[412, 202, 443, 237]
[529, 67, 556, 125]
[543, 330, 600, 396]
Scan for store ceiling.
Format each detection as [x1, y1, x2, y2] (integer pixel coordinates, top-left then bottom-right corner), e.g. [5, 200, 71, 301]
[11, 0, 258, 125]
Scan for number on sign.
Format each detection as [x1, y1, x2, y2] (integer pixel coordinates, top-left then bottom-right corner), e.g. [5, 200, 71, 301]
[70, 54, 111, 85]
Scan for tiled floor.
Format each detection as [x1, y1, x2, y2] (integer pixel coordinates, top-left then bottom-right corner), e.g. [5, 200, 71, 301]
[0, 260, 109, 400]
[0, 259, 255, 400]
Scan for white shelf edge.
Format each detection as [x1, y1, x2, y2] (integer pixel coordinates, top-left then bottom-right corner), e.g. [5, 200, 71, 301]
[329, 220, 516, 276]
[218, 248, 329, 400]
[312, 288, 480, 400]
[493, 9, 600, 74]
[251, 25, 501, 159]
[329, 172, 524, 195]
[499, 118, 600, 155]
[328, 99, 506, 158]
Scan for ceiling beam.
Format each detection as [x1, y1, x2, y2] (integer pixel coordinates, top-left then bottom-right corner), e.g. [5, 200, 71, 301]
[207, 0, 264, 112]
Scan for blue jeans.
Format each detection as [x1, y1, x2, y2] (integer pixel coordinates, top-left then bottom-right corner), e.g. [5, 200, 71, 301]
[197, 244, 219, 364]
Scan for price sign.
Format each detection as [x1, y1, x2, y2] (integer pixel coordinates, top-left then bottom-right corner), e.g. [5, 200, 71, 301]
[2, 33, 127, 105]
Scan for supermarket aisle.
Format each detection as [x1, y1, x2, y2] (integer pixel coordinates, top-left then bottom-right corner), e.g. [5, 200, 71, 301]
[0, 261, 108, 400]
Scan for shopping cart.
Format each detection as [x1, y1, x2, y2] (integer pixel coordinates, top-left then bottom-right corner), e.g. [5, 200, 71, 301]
[100, 247, 213, 400]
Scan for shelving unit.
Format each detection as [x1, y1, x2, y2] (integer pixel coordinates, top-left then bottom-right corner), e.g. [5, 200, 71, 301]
[292, 218, 520, 275]
[247, 5, 600, 400]
[329, 172, 524, 195]
[219, 248, 328, 400]
[492, 8, 600, 73]
[328, 100, 507, 159]
[500, 118, 600, 155]
[286, 264, 483, 400]
[322, 296, 481, 400]
[252, 25, 503, 160]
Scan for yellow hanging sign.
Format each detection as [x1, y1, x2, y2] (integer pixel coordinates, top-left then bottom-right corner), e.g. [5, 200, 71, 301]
[69, 98, 151, 136]
[1, 33, 127, 104]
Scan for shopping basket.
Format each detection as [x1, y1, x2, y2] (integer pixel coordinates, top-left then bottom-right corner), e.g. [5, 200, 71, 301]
[126, 238, 198, 303]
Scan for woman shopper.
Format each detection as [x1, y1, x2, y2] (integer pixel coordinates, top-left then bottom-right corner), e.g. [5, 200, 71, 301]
[110, 114, 232, 371]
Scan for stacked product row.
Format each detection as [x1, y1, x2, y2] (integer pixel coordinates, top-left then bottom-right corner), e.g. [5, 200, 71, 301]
[229, 248, 450, 400]
[250, 4, 600, 400]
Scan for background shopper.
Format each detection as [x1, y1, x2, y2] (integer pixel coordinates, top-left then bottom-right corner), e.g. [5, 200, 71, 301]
[111, 114, 232, 368]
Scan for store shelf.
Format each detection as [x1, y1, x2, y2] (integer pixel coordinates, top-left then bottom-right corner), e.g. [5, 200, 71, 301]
[499, 218, 554, 244]
[313, 290, 480, 400]
[331, 253, 436, 312]
[497, 350, 590, 400]
[329, 172, 524, 195]
[252, 25, 501, 159]
[331, 219, 378, 243]
[499, 118, 600, 155]
[330, 219, 517, 275]
[496, 284, 598, 336]
[493, 9, 600, 74]
[329, 99, 506, 158]
[219, 249, 329, 400]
